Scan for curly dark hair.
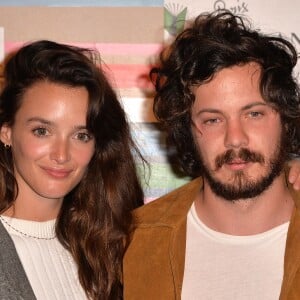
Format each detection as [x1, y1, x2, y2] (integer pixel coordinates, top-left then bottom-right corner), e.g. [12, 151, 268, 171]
[151, 10, 300, 177]
[0, 40, 144, 299]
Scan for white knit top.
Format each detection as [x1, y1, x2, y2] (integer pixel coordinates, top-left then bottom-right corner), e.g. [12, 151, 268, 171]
[0, 216, 87, 300]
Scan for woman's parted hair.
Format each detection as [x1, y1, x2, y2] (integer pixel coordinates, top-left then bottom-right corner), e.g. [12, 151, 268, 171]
[0, 40, 144, 299]
[151, 10, 300, 177]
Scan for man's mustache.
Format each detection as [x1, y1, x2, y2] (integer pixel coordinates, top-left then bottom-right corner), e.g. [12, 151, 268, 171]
[215, 148, 265, 170]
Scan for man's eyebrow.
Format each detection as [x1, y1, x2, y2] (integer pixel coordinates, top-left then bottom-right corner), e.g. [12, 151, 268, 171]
[241, 102, 268, 111]
[196, 108, 222, 115]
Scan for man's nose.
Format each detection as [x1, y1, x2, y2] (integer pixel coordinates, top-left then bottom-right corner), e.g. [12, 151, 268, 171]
[224, 120, 249, 149]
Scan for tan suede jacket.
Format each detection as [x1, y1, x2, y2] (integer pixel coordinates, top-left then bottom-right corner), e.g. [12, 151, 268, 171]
[124, 177, 300, 300]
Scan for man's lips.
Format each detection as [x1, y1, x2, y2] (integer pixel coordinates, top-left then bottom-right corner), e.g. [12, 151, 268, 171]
[225, 159, 249, 170]
[228, 159, 246, 164]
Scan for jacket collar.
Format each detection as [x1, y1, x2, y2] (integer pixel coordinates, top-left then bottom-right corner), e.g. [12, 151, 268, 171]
[134, 177, 203, 228]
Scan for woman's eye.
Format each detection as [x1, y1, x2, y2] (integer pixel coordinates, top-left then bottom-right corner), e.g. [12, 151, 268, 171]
[76, 132, 93, 143]
[32, 127, 48, 136]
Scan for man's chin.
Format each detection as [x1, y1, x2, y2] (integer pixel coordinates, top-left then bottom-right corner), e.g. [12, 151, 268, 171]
[206, 179, 265, 201]
[203, 167, 283, 201]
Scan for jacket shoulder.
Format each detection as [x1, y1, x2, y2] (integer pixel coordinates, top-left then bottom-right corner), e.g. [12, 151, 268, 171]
[133, 177, 203, 226]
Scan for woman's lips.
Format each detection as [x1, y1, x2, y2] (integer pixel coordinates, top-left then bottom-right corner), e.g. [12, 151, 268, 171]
[42, 167, 72, 178]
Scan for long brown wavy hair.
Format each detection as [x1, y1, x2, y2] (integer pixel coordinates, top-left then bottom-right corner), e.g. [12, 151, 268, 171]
[151, 10, 300, 177]
[0, 40, 145, 299]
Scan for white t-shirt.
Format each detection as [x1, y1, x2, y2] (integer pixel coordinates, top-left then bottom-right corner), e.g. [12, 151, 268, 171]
[0, 216, 87, 300]
[181, 203, 289, 300]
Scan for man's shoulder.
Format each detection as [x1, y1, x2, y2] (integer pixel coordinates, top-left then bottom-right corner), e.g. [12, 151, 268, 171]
[133, 177, 203, 227]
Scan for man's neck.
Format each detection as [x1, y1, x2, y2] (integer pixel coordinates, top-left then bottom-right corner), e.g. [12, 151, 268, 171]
[195, 173, 294, 235]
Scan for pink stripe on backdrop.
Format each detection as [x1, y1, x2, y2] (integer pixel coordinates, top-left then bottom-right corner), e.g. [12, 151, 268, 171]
[4, 42, 162, 56]
[4, 42, 24, 54]
[75, 43, 162, 56]
[4, 42, 158, 89]
[104, 64, 153, 89]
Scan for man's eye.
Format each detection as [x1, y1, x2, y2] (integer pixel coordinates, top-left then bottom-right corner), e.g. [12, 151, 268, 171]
[249, 111, 263, 118]
[32, 127, 48, 136]
[204, 118, 220, 125]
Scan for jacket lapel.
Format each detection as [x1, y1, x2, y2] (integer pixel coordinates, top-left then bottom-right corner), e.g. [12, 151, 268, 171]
[280, 187, 300, 299]
[163, 178, 203, 298]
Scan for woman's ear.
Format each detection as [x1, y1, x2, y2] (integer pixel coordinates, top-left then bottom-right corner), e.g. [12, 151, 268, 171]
[0, 124, 12, 147]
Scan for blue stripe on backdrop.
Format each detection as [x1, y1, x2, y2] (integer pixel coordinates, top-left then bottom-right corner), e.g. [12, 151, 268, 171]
[0, 0, 163, 6]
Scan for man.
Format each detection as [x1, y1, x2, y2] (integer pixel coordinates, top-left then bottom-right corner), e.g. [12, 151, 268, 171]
[124, 10, 300, 299]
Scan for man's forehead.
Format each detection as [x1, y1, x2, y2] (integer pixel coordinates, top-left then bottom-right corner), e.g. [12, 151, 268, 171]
[192, 62, 262, 89]
[189, 63, 275, 118]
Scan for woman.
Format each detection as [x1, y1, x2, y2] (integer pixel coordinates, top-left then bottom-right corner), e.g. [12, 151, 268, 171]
[0, 40, 144, 299]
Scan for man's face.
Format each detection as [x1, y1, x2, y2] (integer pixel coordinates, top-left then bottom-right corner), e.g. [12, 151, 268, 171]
[191, 63, 285, 200]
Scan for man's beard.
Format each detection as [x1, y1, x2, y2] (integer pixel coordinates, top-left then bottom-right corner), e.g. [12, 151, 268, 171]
[200, 137, 286, 201]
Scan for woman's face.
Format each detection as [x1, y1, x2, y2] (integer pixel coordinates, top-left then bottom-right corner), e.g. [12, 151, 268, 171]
[0, 81, 95, 219]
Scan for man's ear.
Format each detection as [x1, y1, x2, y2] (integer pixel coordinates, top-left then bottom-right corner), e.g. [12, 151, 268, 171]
[0, 124, 12, 146]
